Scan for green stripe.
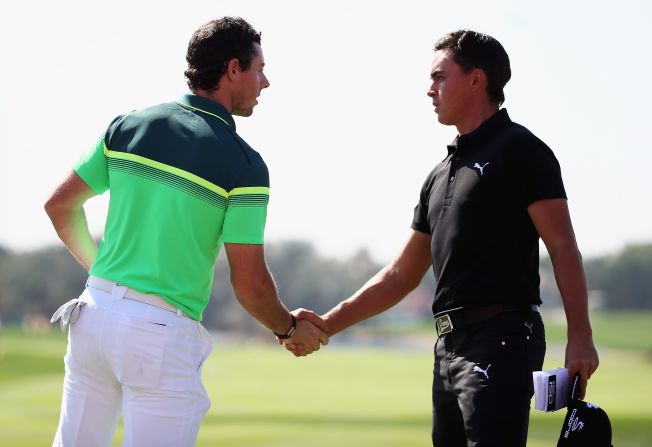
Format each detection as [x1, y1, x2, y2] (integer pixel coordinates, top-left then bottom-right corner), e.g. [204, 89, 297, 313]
[108, 158, 227, 208]
[104, 145, 229, 197]
[228, 194, 269, 208]
[111, 165, 226, 208]
[109, 159, 227, 206]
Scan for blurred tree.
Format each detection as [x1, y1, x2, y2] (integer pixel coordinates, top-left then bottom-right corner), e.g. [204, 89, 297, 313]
[600, 244, 652, 309]
[1, 241, 650, 330]
[0, 246, 86, 324]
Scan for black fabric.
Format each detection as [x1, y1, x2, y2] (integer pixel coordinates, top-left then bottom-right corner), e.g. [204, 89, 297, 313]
[411, 109, 567, 314]
[434, 304, 539, 336]
[432, 310, 546, 447]
[557, 375, 613, 447]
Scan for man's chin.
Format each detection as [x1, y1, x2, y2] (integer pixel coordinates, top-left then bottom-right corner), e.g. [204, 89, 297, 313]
[233, 108, 255, 118]
[436, 114, 453, 126]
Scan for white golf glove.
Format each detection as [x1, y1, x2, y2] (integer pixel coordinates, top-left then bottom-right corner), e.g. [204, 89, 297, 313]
[50, 298, 86, 332]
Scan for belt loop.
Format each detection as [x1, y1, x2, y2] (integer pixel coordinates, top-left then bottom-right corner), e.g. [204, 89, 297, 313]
[111, 282, 128, 300]
[176, 309, 182, 317]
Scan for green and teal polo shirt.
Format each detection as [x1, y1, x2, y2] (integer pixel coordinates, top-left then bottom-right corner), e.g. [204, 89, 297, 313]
[74, 93, 270, 321]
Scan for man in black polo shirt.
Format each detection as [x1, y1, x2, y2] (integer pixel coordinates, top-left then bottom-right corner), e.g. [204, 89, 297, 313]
[294, 30, 599, 446]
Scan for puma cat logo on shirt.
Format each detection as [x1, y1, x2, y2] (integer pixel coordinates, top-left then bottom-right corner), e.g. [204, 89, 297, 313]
[473, 162, 490, 175]
[473, 363, 492, 379]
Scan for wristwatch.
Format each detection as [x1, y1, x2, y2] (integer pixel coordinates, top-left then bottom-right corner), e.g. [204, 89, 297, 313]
[274, 314, 297, 339]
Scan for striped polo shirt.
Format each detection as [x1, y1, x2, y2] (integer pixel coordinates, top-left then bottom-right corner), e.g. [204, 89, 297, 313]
[74, 93, 270, 320]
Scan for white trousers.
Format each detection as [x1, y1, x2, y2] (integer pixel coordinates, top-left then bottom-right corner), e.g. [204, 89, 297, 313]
[52, 282, 213, 447]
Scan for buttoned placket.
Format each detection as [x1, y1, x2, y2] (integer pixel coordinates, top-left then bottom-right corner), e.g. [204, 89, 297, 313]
[444, 150, 462, 206]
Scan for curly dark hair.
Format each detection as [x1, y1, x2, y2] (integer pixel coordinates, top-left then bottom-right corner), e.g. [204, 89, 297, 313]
[185, 17, 261, 92]
[434, 30, 511, 106]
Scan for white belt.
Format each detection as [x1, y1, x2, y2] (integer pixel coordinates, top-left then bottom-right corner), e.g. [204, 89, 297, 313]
[87, 275, 189, 318]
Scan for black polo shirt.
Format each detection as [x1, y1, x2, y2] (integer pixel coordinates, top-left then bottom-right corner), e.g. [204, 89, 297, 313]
[412, 109, 566, 314]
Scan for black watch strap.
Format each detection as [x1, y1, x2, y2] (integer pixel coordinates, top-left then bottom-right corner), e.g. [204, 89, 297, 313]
[274, 314, 297, 339]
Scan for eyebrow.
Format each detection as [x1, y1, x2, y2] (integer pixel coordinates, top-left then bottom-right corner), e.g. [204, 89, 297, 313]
[430, 69, 443, 78]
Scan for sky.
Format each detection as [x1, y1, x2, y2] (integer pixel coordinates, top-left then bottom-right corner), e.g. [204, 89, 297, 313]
[1, 0, 651, 263]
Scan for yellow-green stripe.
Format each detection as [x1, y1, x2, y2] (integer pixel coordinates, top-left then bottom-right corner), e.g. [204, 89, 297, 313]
[176, 101, 231, 127]
[104, 144, 228, 198]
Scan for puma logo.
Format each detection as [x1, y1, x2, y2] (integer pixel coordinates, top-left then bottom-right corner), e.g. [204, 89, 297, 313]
[473, 162, 490, 176]
[473, 364, 491, 379]
[524, 322, 534, 333]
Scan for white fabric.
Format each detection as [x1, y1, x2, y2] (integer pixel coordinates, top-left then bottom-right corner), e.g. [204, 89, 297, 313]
[86, 275, 189, 317]
[52, 283, 214, 447]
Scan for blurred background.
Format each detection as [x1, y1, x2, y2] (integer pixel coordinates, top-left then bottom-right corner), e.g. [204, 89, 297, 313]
[1, 0, 651, 445]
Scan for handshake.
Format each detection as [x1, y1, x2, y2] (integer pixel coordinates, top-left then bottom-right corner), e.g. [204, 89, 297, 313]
[275, 308, 331, 357]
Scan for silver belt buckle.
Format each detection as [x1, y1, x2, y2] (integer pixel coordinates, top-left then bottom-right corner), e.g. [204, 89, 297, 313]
[435, 313, 454, 336]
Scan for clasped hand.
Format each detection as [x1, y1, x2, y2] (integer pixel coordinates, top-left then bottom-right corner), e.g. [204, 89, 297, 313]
[276, 308, 329, 357]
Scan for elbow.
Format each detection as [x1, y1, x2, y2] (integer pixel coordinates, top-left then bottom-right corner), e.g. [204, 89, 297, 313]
[547, 238, 581, 262]
[44, 195, 59, 219]
[44, 194, 70, 222]
[44, 194, 76, 231]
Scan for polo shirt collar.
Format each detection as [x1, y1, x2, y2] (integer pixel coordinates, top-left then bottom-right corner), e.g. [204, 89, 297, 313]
[447, 108, 511, 155]
[178, 93, 236, 130]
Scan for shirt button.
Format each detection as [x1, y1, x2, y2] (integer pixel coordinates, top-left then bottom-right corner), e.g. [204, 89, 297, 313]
[450, 176, 455, 182]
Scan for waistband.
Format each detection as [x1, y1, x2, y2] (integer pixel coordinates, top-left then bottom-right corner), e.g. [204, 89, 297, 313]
[434, 303, 539, 337]
[86, 275, 189, 318]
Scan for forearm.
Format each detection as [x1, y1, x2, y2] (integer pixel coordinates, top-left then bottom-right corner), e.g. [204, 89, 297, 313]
[46, 205, 98, 271]
[549, 240, 592, 339]
[529, 198, 598, 390]
[233, 270, 293, 335]
[45, 171, 99, 271]
[324, 264, 416, 336]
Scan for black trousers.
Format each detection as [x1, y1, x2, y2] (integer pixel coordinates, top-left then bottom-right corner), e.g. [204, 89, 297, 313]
[432, 310, 546, 447]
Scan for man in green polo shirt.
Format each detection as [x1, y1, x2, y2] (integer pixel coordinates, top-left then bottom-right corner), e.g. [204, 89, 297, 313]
[45, 17, 328, 447]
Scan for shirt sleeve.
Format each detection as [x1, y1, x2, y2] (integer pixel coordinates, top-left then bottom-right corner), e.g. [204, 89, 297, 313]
[506, 134, 567, 207]
[73, 135, 109, 194]
[411, 172, 433, 235]
[222, 153, 270, 244]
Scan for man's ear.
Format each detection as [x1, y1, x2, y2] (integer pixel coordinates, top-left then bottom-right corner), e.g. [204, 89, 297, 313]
[225, 58, 240, 82]
[470, 68, 487, 91]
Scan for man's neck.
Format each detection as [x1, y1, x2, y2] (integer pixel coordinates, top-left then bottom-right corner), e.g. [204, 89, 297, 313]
[455, 102, 500, 135]
[192, 88, 233, 114]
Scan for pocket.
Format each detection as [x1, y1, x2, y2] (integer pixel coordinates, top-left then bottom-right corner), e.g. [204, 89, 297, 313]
[117, 316, 169, 388]
[464, 313, 544, 391]
[196, 324, 214, 372]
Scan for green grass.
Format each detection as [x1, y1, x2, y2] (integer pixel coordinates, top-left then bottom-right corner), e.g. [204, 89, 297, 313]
[543, 310, 652, 352]
[1, 314, 651, 446]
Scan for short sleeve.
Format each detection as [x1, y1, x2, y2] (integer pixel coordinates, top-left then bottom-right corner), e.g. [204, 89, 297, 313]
[506, 135, 567, 207]
[411, 172, 433, 235]
[222, 154, 270, 244]
[74, 136, 109, 194]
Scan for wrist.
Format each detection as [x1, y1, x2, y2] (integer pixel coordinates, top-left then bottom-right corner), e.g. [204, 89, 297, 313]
[273, 314, 296, 339]
[567, 324, 593, 341]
